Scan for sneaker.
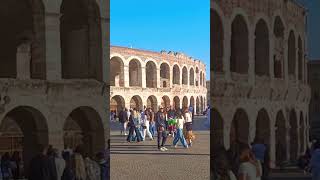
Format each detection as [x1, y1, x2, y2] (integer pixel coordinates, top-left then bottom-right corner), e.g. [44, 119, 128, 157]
[124, 133, 128, 136]
[174, 145, 178, 148]
[160, 147, 166, 152]
[162, 147, 168, 151]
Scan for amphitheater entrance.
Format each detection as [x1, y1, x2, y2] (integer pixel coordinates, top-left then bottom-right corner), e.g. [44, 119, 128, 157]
[129, 59, 142, 87]
[190, 96, 195, 109]
[147, 96, 158, 112]
[160, 63, 170, 87]
[110, 95, 125, 114]
[173, 96, 180, 110]
[161, 96, 170, 109]
[212, 108, 224, 147]
[173, 65, 180, 85]
[255, 19, 269, 76]
[273, 16, 285, 78]
[190, 68, 195, 85]
[211, 9, 224, 72]
[130, 95, 143, 110]
[146, 61, 157, 88]
[182, 96, 188, 109]
[63, 107, 105, 157]
[289, 109, 298, 161]
[0, 106, 48, 173]
[230, 109, 249, 145]
[255, 109, 270, 144]
[275, 111, 287, 166]
[110, 57, 124, 86]
[182, 67, 188, 85]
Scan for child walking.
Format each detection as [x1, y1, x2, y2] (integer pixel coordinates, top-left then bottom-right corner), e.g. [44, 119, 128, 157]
[173, 110, 188, 148]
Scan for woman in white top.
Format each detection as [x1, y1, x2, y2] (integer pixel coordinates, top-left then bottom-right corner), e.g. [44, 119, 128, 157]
[183, 108, 194, 146]
[238, 145, 262, 180]
[141, 110, 153, 140]
[172, 110, 188, 148]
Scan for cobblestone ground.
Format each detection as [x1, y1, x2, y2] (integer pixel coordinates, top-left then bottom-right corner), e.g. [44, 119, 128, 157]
[110, 116, 210, 180]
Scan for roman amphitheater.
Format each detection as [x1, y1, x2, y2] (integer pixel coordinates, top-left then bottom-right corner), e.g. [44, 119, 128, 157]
[110, 46, 207, 114]
[211, 0, 311, 167]
[0, 0, 109, 173]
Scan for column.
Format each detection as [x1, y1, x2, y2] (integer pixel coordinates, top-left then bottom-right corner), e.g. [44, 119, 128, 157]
[45, 12, 62, 80]
[124, 65, 129, 87]
[170, 66, 173, 88]
[248, 29, 255, 85]
[141, 66, 146, 88]
[284, 32, 289, 85]
[157, 68, 161, 88]
[270, 36, 275, 80]
[101, 17, 109, 82]
[224, 30, 231, 81]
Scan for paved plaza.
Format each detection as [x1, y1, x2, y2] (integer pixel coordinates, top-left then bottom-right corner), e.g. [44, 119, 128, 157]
[110, 116, 210, 180]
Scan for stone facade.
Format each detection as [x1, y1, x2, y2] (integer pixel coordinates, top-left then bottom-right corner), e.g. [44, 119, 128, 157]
[211, 0, 311, 167]
[0, 0, 109, 171]
[110, 46, 207, 114]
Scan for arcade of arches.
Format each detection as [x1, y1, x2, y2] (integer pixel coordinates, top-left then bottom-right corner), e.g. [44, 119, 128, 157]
[211, 0, 311, 168]
[110, 46, 207, 115]
[0, 0, 109, 175]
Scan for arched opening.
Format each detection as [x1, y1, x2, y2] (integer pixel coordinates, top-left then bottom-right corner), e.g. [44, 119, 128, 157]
[212, 108, 224, 147]
[63, 106, 105, 157]
[129, 59, 142, 87]
[110, 95, 125, 115]
[0, 0, 46, 79]
[289, 109, 298, 161]
[275, 110, 287, 166]
[173, 65, 180, 85]
[255, 109, 270, 144]
[160, 63, 170, 87]
[182, 67, 188, 85]
[147, 95, 158, 112]
[60, 0, 102, 80]
[173, 96, 180, 110]
[255, 19, 270, 76]
[200, 72, 203, 86]
[189, 68, 195, 85]
[190, 96, 195, 109]
[0, 106, 48, 174]
[110, 57, 124, 87]
[298, 37, 303, 81]
[230, 109, 249, 145]
[130, 95, 143, 110]
[146, 61, 157, 88]
[288, 30, 296, 78]
[161, 96, 170, 109]
[274, 16, 285, 78]
[196, 97, 200, 114]
[230, 15, 249, 74]
[211, 10, 224, 72]
[182, 96, 188, 109]
[196, 67, 199, 86]
[299, 111, 305, 154]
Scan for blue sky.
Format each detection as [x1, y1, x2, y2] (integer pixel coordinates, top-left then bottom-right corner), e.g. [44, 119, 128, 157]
[110, 0, 210, 79]
[296, 0, 320, 60]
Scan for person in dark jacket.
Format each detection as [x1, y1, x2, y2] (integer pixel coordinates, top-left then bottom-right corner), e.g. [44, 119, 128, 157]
[62, 152, 75, 180]
[28, 144, 51, 180]
[156, 107, 168, 151]
[96, 152, 109, 180]
[47, 146, 58, 180]
[1, 152, 12, 180]
[118, 108, 128, 135]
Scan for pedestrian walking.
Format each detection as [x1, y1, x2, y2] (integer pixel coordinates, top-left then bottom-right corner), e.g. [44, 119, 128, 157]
[149, 108, 156, 137]
[141, 109, 153, 140]
[118, 108, 128, 135]
[1, 152, 12, 180]
[96, 152, 109, 180]
[83, 153, 100, 180]
[127, 109, 143, 142]
[172, 110, 188, 148]
[28, 144, 51, 180]
[251, 138, 270, 180]
[10, 151, 21, 180]
[238, 144, 262, 180]
[183, 108, 194, 147]
[156, 106, 168, 151]
[53, 148, 66, 180]
[72, 145, 86, 180]
[61, 152, 75, 180]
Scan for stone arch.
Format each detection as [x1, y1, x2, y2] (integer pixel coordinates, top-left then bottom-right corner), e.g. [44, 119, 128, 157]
[289, 109, 298, 161]
[298, 36, 303, 81]
[110, 95, 125, 114]
[161, 96, 170, 109]
[110, 56, 124, 87]
[212, 108, 224, 147]
[0, 106, 48, 173]
[130, 95, 143, 111]
[129, 59, 142, 87]
[230, 108, 249, 145]
[182, 66, 188, 85]
[299, 111, 305, 154]
[230, 14, 249, 74]
[63, 106, 105, 157]
[288, 30, 296, 78]
[255, 108, 271, 144]
[60, 0, 102, 80]
[211, 9, 224, 72]
[189, 68, 195, 85]
[146, 61, 157, 88]
[275, 110, 287, 166]
[255, 19, 270, 76]
[147, 95, 158, 112]
[273, 16, 285, 79]
[0, 0, 46, 79]
[182, 96, 188, 109]
[200, 96, 204, 113]
[196, 67, 199, 86]
[200, 72, 203, 86]
[172, 64, 180, 85]
[173, 96, 180, 110]
[190, 96, 195, 109]
[160, 62, 170, 87]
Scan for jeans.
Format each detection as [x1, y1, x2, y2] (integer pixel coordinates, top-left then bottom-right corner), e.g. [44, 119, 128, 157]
[173, 128, 188, 147]
[149, 122, 156, 137]
[142, 123, 153, 140]
[127, 126, 143, 142]
[157, 130, 167, 148]
[120, 122, 128, 134]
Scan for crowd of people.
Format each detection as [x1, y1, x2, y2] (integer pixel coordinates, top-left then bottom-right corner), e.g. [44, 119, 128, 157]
[115, 105, 206, 151]
[0, 143, 110, 180]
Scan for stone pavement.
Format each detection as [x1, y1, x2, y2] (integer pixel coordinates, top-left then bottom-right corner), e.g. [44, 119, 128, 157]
[110, 116, 210, 180]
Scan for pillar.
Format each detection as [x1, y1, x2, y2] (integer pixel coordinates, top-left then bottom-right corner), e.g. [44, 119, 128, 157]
[16, 42, 31, 79]
[124, 65, 129, 87]
[141, 66, 146, 88]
